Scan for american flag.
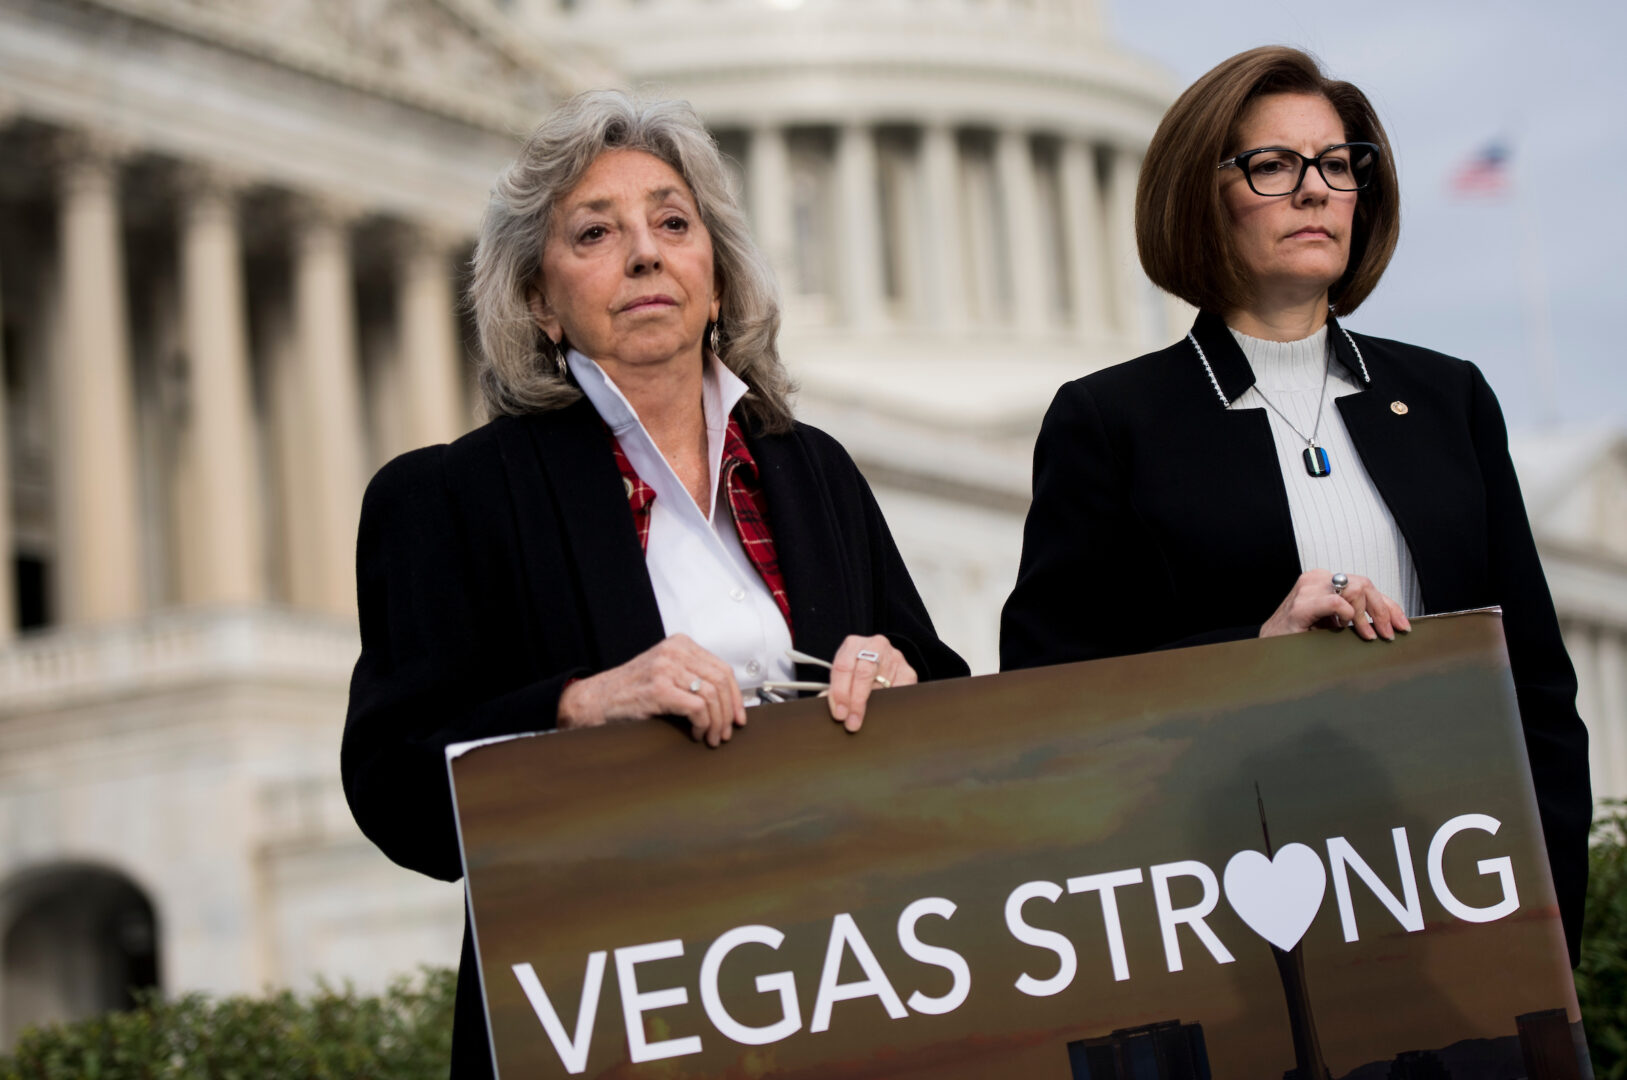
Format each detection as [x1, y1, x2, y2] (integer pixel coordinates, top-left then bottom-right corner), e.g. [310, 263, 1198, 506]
[1449, 141, 1511, 197]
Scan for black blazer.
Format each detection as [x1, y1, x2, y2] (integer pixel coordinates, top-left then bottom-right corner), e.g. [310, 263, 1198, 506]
[1001, 310, 1590, 964]
[342, 398, 966, 1079]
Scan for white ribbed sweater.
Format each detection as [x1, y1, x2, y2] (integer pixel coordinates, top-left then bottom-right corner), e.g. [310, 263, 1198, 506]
[1229, 326, 1424, 617]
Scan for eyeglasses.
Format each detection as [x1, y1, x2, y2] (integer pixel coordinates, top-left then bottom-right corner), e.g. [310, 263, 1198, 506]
[1217, 142, 1380, 197]
[757, 648, 891, 702]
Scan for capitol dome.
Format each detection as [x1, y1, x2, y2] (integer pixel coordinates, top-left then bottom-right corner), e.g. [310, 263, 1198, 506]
[521, 0, 1181, 404]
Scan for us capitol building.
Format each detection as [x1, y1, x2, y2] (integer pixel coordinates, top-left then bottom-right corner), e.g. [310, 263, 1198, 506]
[0, 0, 1622, 1042]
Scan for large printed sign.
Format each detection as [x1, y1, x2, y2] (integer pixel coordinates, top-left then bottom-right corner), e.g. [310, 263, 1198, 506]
[448, 611, 1589, 1079]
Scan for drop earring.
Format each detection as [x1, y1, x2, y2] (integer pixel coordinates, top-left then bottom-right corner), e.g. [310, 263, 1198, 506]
[538, 329, 567, 376]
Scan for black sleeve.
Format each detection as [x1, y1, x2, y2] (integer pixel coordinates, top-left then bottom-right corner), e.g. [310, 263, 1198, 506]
[341, 448, 584, 883]
[1001, 381, 1271, 672]
[1001, 381, 1201, 668]
[1466, 363, 1591, 965]
[1003, 382, 1114, 669]
[852, 462, 971, 683]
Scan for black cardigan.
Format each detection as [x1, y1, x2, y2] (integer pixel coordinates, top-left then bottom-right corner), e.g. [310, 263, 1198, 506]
[1001, 310, 1590, 965]
[342, 400, 967, 1078]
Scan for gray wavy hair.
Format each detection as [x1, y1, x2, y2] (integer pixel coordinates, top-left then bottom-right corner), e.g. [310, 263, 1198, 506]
[469, 90, 794, 434]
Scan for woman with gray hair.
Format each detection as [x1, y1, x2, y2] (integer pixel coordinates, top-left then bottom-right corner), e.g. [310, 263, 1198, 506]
[341, 90, 966, 1078]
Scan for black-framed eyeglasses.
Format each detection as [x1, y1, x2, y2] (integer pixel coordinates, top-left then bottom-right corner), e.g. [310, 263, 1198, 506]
[1217, 142, 1381, 197]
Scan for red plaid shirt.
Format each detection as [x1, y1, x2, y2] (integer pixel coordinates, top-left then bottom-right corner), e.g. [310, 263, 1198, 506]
[609, 418, 792, 631]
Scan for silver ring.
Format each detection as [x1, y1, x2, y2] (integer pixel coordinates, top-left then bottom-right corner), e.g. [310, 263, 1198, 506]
[856, 649, 881, 663]
[872, 675, 891, 688]
[1331, 573, 1349, 594]
[688, 678, 702, 694]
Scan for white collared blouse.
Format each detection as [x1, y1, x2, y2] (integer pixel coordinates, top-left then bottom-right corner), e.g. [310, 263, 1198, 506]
[566, 350, 796, 701]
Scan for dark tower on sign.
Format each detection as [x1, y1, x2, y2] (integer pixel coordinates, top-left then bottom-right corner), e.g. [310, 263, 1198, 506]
[1516, 1009, 1585, 1080]
[1066, 1019, 1212, 1079]
[1256, 783, 1332, 1080]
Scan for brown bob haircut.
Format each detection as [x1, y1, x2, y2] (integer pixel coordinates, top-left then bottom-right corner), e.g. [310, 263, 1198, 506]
[1136, 46, 1400, 317]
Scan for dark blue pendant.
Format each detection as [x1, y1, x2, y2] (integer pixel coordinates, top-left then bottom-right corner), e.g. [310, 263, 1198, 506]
[1303, 445, 1332, 477]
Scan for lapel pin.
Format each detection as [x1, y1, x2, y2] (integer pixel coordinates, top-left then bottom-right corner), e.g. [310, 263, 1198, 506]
[1390, 401, 1409, 415]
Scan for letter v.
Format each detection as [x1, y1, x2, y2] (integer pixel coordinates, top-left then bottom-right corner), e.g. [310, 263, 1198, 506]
[512, 953, 608, 1074]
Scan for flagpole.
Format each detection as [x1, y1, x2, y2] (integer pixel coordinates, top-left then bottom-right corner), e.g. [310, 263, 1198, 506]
[1513, 155, 1559, 428]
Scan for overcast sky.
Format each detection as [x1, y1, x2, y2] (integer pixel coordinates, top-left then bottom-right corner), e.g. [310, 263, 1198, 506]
[1103, 0, 1624, 434]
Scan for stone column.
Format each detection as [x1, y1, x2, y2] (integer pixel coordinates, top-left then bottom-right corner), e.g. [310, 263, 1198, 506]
[1059, 137, 1107, 338]
[834, 122, 883, 330]
[396, 224, 467, 453]
[259, 288, 305, 606]
[1105, 144, 1146, 350]
[995, 128, 1049, 335]
[747, 123, 796, 295]
[290, 198, 367, 618]
[919, 122, 967, 334]
[52, 135, 144, 624]
[175, 166, 265, 607]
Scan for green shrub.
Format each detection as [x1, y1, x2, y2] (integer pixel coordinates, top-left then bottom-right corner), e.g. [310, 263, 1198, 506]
[1580, 802, 1627, 1080]
[0, 967, 454, 1080]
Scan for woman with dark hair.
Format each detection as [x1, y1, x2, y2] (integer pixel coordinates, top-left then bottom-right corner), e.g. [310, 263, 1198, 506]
[343, 89, 966, 1077]
[1000, 46, 1589, 962]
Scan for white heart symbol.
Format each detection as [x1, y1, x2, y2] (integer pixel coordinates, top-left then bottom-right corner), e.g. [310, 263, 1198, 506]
[1222, 843, 1327, 952]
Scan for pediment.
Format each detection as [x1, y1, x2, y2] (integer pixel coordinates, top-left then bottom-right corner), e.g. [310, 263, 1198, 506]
[126, 0, 584, 129]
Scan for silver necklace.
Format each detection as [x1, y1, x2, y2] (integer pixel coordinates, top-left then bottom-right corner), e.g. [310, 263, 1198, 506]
[1255, 337, 1334, 477]
[1188, 330, 1337, 477]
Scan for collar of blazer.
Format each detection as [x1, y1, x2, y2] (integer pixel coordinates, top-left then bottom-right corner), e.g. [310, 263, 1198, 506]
[1189, 309, 1374, 408]
[507, 398, 858, 682]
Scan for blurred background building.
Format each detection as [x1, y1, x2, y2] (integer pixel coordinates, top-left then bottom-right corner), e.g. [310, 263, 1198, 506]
[0, 0, 1620, 1044]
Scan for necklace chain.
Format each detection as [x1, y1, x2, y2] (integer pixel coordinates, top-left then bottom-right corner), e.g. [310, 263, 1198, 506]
[1188, 320, 1366, 481]
[1248, 335, 1334, 449]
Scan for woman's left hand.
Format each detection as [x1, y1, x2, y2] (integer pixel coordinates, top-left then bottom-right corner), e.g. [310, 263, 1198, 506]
[825, 634, 916, 732]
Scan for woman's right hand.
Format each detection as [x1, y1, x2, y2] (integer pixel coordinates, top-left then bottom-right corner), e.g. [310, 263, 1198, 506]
[1259, 570, 1411, 642]
[556, 634, 747, 747]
